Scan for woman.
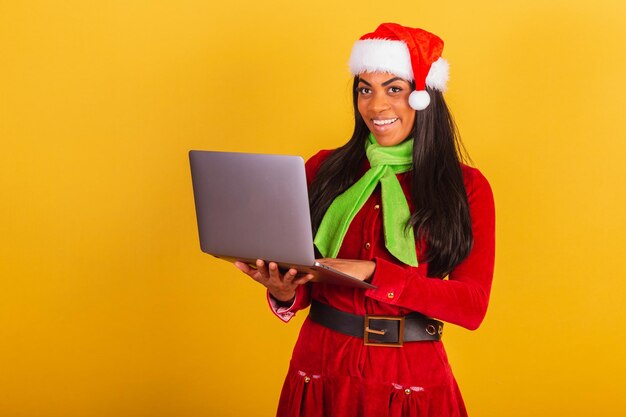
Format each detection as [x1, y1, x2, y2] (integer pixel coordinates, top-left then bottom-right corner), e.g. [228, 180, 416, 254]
[235, 23, 495, 417]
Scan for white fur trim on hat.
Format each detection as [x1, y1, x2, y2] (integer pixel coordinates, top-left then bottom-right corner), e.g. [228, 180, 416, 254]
[349, 40, 449, 92]
[349, 39, 413, 81]
[425, 58, 449, 92]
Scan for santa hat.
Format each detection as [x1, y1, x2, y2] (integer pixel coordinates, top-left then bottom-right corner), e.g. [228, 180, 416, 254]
[348, 23, 449, 111]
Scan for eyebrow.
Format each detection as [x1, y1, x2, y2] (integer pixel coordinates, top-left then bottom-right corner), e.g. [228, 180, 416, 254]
[382, 77, 405, 86]
[358, 76, 406, 87]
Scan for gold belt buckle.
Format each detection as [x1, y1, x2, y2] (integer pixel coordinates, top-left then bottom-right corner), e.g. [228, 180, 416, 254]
[364, 315, 404, 347]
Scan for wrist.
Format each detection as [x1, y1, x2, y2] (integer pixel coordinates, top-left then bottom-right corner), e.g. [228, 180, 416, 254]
[270, 290, 296, 305]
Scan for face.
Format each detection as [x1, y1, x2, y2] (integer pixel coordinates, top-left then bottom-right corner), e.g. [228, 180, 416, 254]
[356, 72, 416, 147]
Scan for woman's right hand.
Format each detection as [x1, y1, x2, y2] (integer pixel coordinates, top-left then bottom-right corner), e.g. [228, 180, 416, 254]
[234, 259, 314, 303]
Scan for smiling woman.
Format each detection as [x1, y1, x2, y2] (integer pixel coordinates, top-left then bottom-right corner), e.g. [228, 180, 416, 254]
[233, 23, 495, 417]
[356, 73, 416, 146]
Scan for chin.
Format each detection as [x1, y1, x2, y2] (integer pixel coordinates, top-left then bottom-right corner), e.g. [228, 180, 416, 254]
[372, 134, 405, 147]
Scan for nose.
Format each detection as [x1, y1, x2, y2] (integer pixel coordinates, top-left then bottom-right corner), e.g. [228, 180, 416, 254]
[371, 92, 391, 112]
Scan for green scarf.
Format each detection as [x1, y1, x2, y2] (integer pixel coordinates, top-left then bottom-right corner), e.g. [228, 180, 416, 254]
[313, 133, 418, 266]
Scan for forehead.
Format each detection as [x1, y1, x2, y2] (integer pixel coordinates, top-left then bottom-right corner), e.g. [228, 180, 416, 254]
[358, 72, 411, 85]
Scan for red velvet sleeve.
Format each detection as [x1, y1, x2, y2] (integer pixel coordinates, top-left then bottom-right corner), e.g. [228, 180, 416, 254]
[365, 166, 496, 330]
[266, 150, 334, 322]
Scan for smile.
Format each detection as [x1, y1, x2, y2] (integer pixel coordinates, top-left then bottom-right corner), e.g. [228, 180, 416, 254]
[372, 118, 398, 126]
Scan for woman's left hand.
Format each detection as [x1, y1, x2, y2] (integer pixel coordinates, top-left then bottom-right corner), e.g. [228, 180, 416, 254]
[316, 258, 376, 282]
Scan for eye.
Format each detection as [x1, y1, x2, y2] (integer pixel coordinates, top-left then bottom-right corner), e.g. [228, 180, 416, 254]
[358, 87, 371, 95]
[388, 86, 402, 93]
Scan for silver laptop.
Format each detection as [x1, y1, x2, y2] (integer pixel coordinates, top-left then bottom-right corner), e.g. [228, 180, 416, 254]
[189, 150, 376, 289]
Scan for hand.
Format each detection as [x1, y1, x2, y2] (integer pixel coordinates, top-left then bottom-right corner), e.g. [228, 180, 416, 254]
[316, 258, 376, 282]
[233, 259, 314, 303]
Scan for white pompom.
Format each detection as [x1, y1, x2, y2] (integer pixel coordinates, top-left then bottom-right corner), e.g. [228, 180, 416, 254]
[408, 90, 430, 110]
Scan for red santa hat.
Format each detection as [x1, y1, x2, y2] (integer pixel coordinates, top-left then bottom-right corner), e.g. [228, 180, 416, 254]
[348, 23, 449, 111]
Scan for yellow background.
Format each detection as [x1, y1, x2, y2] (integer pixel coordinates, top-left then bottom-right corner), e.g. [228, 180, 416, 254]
[1, 0, 625, 416]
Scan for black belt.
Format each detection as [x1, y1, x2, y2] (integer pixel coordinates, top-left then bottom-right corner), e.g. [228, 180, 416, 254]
[309, 300, 443, 347]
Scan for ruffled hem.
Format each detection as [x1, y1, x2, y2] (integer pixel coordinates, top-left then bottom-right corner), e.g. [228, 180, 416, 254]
[276, 365, 467, 417]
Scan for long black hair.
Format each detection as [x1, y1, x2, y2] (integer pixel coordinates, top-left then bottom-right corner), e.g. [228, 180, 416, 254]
[309, 76, 473, 278]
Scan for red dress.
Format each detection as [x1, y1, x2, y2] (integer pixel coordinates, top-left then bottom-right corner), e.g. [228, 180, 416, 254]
[268, 150, 496, 417]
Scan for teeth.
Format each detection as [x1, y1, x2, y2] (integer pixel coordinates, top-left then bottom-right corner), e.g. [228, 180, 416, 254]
[373, 118, 398, 126]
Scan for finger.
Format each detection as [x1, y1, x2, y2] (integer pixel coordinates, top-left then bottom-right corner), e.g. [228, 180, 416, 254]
[256, 259, 269, 279]
[293, 273, 315, 286]
[282, 268, 298, 284]
[234, 261, 269, 286]
[234, 261, 258, 279]
[234, 261, 252, 274]
[267, 262, 283, 283]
